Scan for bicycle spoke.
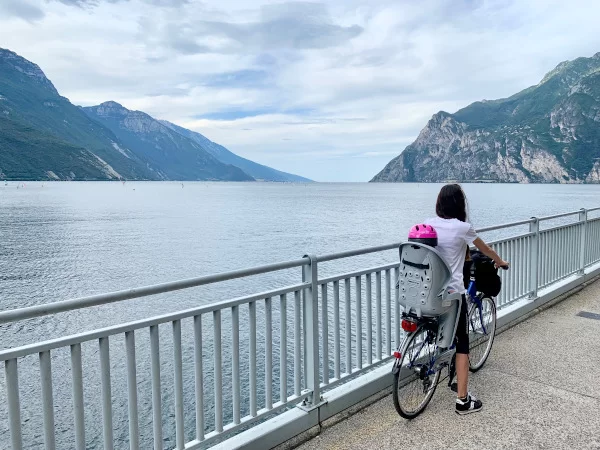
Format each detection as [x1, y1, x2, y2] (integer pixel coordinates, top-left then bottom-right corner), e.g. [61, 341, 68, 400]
[468, 297, 497, 371]
[393, 327, 440, 418]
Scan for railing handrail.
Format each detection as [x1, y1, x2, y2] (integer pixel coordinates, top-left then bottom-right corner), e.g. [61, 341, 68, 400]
[317, 243, 402, 262]
[0, 282, 309, 361]
[0, 257, 308, 325]
[537, 209, 584, 221]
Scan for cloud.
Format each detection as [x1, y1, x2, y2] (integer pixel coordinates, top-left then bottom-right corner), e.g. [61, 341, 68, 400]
[138, 2, 363, 56]
[1, 0, 600, 180]
[0, 0, 45, 21]
[50, 0, 188, 6]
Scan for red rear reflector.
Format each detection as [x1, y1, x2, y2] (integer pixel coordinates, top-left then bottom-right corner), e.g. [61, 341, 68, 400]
[393, 351, 402, 359]
[401, 319, 418, 333]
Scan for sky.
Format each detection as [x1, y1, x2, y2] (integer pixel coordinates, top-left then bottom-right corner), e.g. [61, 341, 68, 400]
[0, 0, 599, 181]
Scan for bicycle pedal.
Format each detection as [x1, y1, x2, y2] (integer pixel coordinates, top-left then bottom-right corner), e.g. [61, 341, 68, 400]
[450, 382, 458, 393]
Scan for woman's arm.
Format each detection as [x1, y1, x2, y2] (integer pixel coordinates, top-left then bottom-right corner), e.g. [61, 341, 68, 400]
[473, 237, 510, 268]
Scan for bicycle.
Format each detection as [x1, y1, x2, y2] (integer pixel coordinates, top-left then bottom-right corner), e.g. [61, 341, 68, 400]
[392, 262, 500, 419]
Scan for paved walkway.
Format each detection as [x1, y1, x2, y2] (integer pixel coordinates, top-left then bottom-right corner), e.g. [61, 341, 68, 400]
[298, 281, 600, 450]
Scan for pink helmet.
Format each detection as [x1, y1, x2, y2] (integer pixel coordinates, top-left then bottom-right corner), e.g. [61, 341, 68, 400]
[408, 224, 438, 247]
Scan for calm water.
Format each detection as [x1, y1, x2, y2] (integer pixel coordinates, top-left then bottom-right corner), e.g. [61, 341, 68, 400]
[1, 181, 599, 448]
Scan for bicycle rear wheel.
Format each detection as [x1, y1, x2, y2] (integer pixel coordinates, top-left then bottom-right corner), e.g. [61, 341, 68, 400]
[468, 297, 497, 372]
[393, 326, 440, 419]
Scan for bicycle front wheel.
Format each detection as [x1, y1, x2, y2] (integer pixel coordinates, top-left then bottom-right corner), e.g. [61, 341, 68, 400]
[393, 327, 440, 419]
[468, 297, 497, 372]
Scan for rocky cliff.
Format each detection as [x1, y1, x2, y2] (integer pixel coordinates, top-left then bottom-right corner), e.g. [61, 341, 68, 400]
[372, 52, 600, 183]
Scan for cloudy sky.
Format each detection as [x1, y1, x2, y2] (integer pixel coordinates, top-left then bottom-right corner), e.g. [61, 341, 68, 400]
[1, 0, 599, 181]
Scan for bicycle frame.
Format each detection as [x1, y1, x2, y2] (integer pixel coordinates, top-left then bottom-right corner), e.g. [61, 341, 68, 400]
[395, 277, 490, 379]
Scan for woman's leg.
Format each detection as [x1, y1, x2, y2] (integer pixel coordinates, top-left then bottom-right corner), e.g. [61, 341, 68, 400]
[455, 295, 470, 398]
[456, 353, 469, 398]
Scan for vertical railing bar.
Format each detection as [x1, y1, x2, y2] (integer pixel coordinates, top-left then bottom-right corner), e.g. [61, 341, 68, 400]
[265, 297, 273, 410]
[516, 238, 521, 297]
[302, 255, 320, 406]
[150, 325, 162, 450]
[193, 315, 204, 441]
[320, 284, 329, 385]
[366, 274, 373, 366]
[213, 311, 223, 433]
[280, 294, 288, 402]
[232, 306, 241, 425]
[504, 241, 509, 304]
[99, 337, 114, 450]
[553, 229, 558, 281]
[567, 226, 571, 274]
[293, 293, 301, 397]
[250, 301, 258, 415]
[355, 275, 362, 370]
[376, 271, 382, 361]
[5, 358, 22, 450]
[521, 236, 531, 295]
[512, 238, 517, 298]
[543, 231, 549, 286]
[547, 230, 551, 285]
[560, 229, 564, 278]
[541, 231, 546, 286]
[333, 281, 340, 380]
[505, 241, 511, 303]
[40, 350, 56, 450]
[385, 269, 392, 356]
[394, 267, 400, 349]
[344, 278, 352, 374]
[302, 284, 308, 389]
[554, 230, 559, 281]
[173, 320, 185, 448]
[523, 236, 528, 294]
[546, 230, 550, 284]
[71, 344, 85, 450]
[508, 240, 512, 300]
[125, 331, 139, 450]
[515, 238, 520, 297]
[538, 232, 543, 287]
[499, 242, 505, 305]
[553, 229, 557, 281]
[548, 230, 553, 283]
[511, 239, 516, 301]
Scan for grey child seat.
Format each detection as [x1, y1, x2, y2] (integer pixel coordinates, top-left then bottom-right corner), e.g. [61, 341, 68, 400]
[397, 242, 463, 349]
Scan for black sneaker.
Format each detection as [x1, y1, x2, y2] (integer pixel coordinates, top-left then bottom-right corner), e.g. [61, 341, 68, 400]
[455, 393, 483, 415]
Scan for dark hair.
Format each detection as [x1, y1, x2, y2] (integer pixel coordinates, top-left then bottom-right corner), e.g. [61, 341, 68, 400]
[436, 184, 468, 222]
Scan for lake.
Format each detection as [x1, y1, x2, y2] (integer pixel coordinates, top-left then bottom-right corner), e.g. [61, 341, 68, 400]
[1, 181, 599, 448]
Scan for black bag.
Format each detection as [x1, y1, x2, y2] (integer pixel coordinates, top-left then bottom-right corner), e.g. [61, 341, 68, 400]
[469, 250, 501, 297]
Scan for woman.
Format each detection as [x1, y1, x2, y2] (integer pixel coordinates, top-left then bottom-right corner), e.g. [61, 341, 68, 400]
[425, 184, 509, 415]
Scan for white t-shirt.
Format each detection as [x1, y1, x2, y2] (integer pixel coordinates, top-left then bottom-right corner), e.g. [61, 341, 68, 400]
[424, 217, 478, 294]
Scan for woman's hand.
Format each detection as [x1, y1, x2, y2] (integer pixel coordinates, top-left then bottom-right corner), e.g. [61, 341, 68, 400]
[495, 260, 510, 270]
[474, 238, 509, 270]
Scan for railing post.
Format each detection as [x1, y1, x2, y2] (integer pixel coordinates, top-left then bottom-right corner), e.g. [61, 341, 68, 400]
[302, 255, 321, 407]
[529, 218, 539, 299]
[579, 208, 587, 274]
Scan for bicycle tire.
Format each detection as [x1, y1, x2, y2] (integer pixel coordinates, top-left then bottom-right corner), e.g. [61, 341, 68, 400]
[393, 326, 441, 419]
[468, 297, 497, 372]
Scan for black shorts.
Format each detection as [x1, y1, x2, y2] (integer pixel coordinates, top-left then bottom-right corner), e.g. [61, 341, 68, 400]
[455, 294, 469, 355]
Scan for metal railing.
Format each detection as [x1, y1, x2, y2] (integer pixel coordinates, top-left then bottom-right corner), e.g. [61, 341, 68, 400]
[1, 207, 600, 449]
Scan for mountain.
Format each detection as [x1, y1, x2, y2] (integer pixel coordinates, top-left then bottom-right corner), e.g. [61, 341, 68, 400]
[160, 120, 311, 182]
[372, 52, 600, 183]
[0, 48, 156, 181]
[0, 48, 308, 182]
[83, 102, 253, 181]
